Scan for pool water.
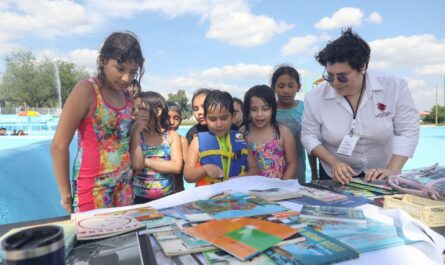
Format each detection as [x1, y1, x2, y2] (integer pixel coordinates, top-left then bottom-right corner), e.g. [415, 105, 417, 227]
[0, 126, 443, 225]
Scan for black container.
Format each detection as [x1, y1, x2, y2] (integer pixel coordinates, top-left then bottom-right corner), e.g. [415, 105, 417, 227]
[1, 225, 65, 265]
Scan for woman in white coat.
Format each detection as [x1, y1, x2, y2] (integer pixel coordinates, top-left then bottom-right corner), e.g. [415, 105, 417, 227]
[301, 28, 419, 184]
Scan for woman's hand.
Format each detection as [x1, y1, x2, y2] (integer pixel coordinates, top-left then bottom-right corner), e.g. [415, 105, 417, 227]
[331, 161, 357, 184]
[204, 164, 225, 180]
[364, 168, 398, 181]
[60, 196, 73, 214]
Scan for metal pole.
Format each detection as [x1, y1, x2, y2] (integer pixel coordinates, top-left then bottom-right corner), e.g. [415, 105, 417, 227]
[436, 85, 438, 125]
[443, 76, 445, 124]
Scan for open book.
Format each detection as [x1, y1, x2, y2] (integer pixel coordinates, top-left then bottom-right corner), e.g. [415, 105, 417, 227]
[75, 215, 145, 240]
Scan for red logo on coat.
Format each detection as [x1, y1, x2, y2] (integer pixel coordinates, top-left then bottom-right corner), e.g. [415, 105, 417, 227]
[377, 102, 386, 111]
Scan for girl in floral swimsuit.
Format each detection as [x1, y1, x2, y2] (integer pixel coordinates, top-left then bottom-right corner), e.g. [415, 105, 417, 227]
[243, 85, 298, 179]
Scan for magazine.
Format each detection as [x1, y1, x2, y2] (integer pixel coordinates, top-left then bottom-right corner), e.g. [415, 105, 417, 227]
[183, 217, 297, 261]
[289, 193, 371, 208]
[299, 205, 367, 224]
[248, 188, 303, 201]
[265, 227, 359, 265]
[159, 202, 213, 222]
[152, 229, 216, 256]
[297, 187, 347, 202]
[311, 179, 382, 198]
[388, 163, 445, 200]
[346, 182, 397, 195]
[203, 249, 276, 265]
[66, 232, 147, 265]
[193, 191, 289, 219]
[75, 215, 145, 240]
[95, 205, 164, 221]
[349, 178, 396, 191]
[298, 217, 416, 253]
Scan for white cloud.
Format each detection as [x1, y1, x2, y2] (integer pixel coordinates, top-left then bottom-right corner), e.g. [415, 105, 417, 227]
[415, 64, 445, 75]
[314, 7, 364, 30]
[281, 35, 318, 56]
[405, 78, 439, 111]
[66, 49, 98, 73]
[206, 0, 294, 47]
[365, 12, 383, 24]
[197, 64, 273, 80]
[370, 34, 445, 74]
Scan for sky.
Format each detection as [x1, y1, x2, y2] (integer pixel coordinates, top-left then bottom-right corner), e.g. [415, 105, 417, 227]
[0, 0, 445, 111]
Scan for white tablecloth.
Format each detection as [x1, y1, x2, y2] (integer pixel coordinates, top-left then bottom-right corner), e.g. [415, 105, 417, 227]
[74, 176, 445, 265]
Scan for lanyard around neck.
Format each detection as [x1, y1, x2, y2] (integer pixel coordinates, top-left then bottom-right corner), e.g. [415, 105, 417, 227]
[344, 76, 366, 120]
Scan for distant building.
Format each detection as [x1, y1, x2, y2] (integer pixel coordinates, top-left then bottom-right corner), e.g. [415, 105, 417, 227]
[419, 111, 430, 122]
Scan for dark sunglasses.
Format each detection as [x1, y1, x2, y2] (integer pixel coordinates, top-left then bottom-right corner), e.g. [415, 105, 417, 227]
[322, 68, 350, 83]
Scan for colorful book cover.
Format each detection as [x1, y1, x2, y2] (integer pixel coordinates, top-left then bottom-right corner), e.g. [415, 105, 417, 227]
[249, 188, 303, 201]
[346, 182, 397, 195]
[298, 187, 347, 202]
[299, 205, 367, 224]
[299, 217, 416, 253]
[289, 193, 371, 208]
[95, 205, 163, 221]
[160, 202, 213, 222]
[265, 227, 359, 265]
[194, 191, 288, 219]
[153, 230, 216, 256]
[311, 179, 381, 198]
[183, 217, 297, 261]
[75, 215, 145, 240]
[349, 178, 396, 191]
[204, 249, 277, 265]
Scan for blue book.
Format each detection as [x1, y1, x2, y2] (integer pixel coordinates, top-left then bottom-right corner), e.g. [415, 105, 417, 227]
[289, 193, 371, 208]
[194, 191, 288, 219]
[299, 205, 367, 224]
[265, 227, 359, 265]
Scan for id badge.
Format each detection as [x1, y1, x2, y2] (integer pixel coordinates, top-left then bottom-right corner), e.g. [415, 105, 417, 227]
[336, 134, 359, 157]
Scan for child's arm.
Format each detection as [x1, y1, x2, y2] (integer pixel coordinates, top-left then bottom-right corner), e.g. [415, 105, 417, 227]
[280, 125, 298, 180]
[51, 80, 93, 213]
[144, 130, 183, 174]
[242, 148, 259, 176]
[183, 137, 224, 183]
[180, 136, 188, 163]
[129, 122, 145, 171]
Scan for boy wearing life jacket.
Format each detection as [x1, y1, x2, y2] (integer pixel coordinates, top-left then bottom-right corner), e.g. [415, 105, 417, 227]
[184, 90, 259, 186]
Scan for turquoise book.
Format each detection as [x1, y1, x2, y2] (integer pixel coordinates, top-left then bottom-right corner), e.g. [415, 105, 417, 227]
[299, 217, 416, 253]
[299, 205, 367, 224]
[265, 227, 359, 265]
[194, 191, 288, 219]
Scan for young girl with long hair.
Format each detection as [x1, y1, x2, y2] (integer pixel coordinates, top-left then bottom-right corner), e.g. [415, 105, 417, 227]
[243, 85, 297, 179]
[130, 92, 183, 203]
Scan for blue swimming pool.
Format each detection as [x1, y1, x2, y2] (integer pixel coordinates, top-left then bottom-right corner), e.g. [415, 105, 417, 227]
[0, 126, 443, 225]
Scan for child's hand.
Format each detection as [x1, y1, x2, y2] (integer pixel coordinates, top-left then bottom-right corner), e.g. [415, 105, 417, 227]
[204, 164, 225, 180]
[133, 112, 150, 133]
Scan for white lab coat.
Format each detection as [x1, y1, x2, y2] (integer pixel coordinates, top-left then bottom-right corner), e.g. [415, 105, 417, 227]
[301, 71, 420, 177]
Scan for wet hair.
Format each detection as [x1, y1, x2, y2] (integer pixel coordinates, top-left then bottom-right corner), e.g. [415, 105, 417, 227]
[138, 91, 170, 134]
[243, 85, 280, 138]
[191, 88, 212, 106]
[315, 28, 370, 71]
[271, 65, 301, 89]
[203, 90, 234, 117]
[97, 31, 145, 87]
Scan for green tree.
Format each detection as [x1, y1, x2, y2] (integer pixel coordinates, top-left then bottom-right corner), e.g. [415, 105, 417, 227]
[167, 89, 192, 119]
[423, 105, 444, 124]
[0, 50, 89, 108]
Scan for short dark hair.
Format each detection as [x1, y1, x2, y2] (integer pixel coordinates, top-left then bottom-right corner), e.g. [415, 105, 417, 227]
[191, 88, 212, 106]
[243, 85, 280, 138]
[233, 97, 244, 110]
[315, 28, 370, 71]
[203, 90, 234, 116]
[271, 65, 301, 89]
